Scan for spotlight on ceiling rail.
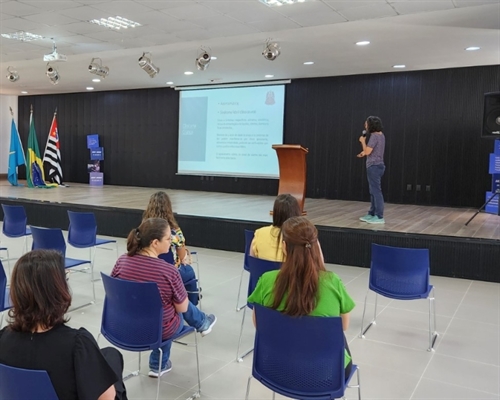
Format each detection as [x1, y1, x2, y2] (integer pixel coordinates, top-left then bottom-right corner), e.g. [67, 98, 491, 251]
[46, 63, 60, 85]
[88, 57, 109, 78]
[6, 66, 19, 82]
[196, 47, 212, 71]
[138, 52, 160, 78]
[262, 39, 280, 61]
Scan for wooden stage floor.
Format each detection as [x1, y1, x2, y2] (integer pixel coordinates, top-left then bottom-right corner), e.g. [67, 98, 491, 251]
[1, 180, 499, 242]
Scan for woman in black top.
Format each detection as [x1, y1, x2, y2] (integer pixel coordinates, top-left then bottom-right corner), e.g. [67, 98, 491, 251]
[0, 249, 127, 400]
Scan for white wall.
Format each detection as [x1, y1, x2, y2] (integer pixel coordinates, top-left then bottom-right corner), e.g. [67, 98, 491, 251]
[0, 95, 19, 174]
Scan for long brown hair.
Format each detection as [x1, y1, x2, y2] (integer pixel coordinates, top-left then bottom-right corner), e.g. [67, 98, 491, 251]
[8, 249, 71, 332]
[272, 217, 325, 316]
[143, 191, 178, 229]
[127, 218, 170, 256]
[271, 194, 302, 256]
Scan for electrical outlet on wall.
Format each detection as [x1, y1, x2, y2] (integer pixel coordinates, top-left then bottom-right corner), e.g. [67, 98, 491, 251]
[416, 185, 421, 191]
[426, 185, 431, 192]
[407, 184, 412, 190]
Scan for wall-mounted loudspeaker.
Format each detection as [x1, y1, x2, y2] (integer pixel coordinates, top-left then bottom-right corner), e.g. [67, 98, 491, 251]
[483, 92, 500, 138]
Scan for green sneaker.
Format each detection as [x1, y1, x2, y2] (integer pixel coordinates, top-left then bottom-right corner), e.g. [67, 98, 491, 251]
[367, 216, 385, 224]
[359, 214, 374, 222]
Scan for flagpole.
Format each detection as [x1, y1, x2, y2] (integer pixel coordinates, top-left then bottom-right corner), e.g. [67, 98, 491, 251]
[43, 108, 57, 156]
[9, 106, 14, 117]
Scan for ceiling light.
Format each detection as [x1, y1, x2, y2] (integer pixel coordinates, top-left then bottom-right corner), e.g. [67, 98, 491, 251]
[265, 74, 274, 78]
[6, 66, 19, 83]
[303, 61, 314, 65]
[262, 39, 280, 61]
[211, 56, 217, 60]
[46, 63, 60, 85]
[1, 31, 44, 42]
[21, 91, 28, 94]
[88, 57, 109, 78]
[92, 78, 101, 83]
[184, 71, 194, 75]
[138, 52, 160, 78]
[89, 16, 141, 30]
[356, 41, 370, 46]
[86, 87, 94, 90]
[166, 81, 174, 85]
[43, 40, 67, 62]
[196, 47, 212, 71]
[465, 46, 480, 51]
[393, 64, 406, 69]
[259, 0, 306, 6]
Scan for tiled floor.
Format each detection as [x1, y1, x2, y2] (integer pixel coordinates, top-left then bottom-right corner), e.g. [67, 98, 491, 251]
[1, 233, 499, 400]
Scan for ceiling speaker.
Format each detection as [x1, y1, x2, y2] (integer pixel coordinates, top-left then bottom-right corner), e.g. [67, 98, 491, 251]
[483, 92, 500, 138]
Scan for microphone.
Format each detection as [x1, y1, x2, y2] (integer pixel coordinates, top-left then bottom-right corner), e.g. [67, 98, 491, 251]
[362, 130, 367, 137]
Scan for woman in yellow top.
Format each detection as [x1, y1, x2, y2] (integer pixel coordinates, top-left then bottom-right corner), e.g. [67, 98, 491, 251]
[250, 194, 302, 261]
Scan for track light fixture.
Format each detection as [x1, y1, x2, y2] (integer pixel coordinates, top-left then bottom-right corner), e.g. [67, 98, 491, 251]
[88, 57, 109, 78]
[196, 47, 211, 71]
[138, 52, 159, 78]
[6, 66, 19, 82]
[262, 39, 280, 61]
[46, 63, 60, 85]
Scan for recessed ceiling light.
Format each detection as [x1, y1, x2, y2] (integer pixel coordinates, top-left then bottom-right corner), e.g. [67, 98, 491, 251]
[393, 65, 406, 69]
[92, 78, 101, 83]
[86, 87, 94, 90]
[465, 46, 480, 51]
[211, 56, 217, 60]
[184, 71, 194, 75]
[21, 91, 28, 94]
[89, 16, 141, 30]
[166, 81, 174, 85]
[265, 74, 274, 78]
[1, 31, 44, 41]
[356, 41, 370, 46]
[303, 61, 314, 65]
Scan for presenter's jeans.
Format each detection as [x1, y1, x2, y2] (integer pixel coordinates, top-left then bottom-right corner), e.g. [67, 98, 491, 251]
[366, 164, 385, 218]
[179, 264, 199, 305]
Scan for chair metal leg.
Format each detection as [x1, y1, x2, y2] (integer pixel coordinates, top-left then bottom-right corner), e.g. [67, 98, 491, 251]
[236, 306, 253, 362]
[428, 287, 438, 352]
[156, 348, 162, 400]
[236, 269, 246, 311]
[360, 291, 377, 338]
[0, 312, 4, 328]
[244, 376, 252, 400]
[272, 392, 275, 400]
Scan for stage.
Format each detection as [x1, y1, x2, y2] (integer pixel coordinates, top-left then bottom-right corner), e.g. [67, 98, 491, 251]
[1, 181, 499, 283]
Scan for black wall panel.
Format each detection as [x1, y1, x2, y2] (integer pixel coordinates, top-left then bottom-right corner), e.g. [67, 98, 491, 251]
[18, 65, 500, 207]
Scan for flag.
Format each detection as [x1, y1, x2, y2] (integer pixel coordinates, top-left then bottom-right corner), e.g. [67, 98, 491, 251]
[43, 110, 63, 185]
[7, 111, 26, 186]
[26, 106, 57, 188]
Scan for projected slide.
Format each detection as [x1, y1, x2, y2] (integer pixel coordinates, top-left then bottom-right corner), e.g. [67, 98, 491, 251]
[178, 85, 285, 178]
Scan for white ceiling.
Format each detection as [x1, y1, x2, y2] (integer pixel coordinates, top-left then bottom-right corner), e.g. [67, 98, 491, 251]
[0, 0, 499, 95]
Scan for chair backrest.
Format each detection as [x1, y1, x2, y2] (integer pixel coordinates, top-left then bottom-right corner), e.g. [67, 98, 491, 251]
[370, 243, 430, 299]
[1, 204, 28, 237]
[252, 304, 346, 398]
[243, 229, 254, 271]
[0, 261, 6, 310]
[67, 211, 98, 247]
[0, 363, 59, 400]
[30, 226, 66, 255]
[246, 255, 281, 300]
[158, 251, 175, 265]
[100, 273, 164, 350]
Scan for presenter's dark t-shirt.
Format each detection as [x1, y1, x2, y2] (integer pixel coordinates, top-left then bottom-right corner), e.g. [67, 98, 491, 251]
[366, 132, 385, 168]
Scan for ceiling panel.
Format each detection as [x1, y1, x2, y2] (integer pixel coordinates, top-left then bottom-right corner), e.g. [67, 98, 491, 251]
[392, 1, 456, 15]
[160, 3, 222, 20]
[90, 1, 156, 15]
[0, 17, 47, 31]
[18, 0, 84, 12]
[0, 0, 44, 16]
[247, 18, 302, 32]
[287, 10, 346, 26]
[58, 5, 113, 21]
[23, 11, 81, 26]
[337, 3, 398, 20]
[325, 0, 388, 12]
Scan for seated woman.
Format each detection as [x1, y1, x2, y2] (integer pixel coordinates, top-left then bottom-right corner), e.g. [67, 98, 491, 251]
[143, 191, 199, 304]
[248, 216, 355, 377]
[111, 218, 216, 377]
[250, 194, 302, 261]
[0, 249, 127, 400]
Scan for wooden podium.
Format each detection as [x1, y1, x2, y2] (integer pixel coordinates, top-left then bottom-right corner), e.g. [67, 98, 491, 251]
[272, 144, 309, 215]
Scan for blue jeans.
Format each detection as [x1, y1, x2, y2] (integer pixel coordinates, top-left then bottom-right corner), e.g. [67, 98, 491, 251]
[366, 164, 385, 218]
[149, 303, 206, 370]
[179, 264, 199, 305]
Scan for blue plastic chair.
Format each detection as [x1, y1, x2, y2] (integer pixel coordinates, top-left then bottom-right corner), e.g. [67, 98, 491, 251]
[359, 243, 438, 351]
[236, 255, 281, 362]
[0, 261, 11, 328]
[30, 226, 94, 309]
[236, 229, 254, 311]
[1, 204, 31, 254]
[246, 305, 361, 400]
[67, 211, 118, 279]
[0, 363, 58, 400]
[0, 247, 9, 277]
[99, 273, 201, 400]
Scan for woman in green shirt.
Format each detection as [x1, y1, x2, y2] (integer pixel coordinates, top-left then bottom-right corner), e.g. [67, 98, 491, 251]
[248, 216, 355, 376]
